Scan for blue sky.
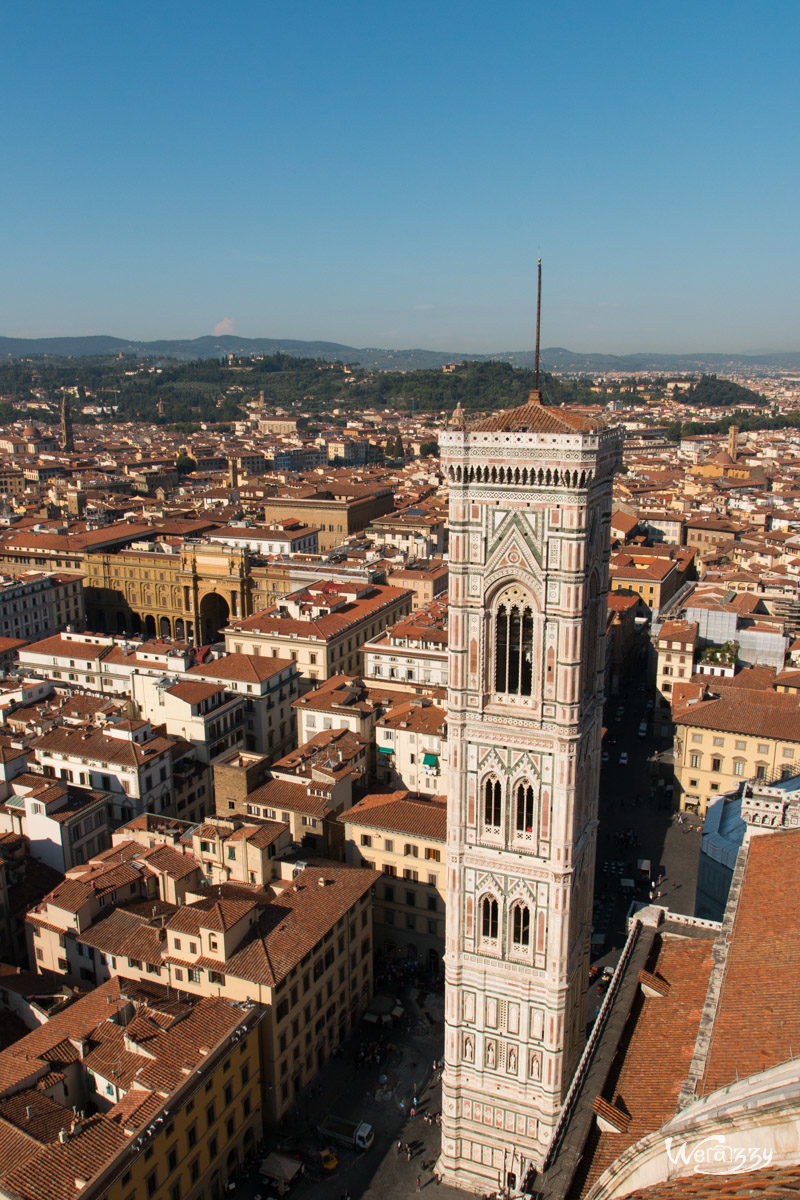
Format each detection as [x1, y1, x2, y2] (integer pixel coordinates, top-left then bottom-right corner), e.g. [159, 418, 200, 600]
[2, 0, 798, 353]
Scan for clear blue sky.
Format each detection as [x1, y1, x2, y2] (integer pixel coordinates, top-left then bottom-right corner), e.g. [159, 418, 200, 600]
[2, 0, 798, 354]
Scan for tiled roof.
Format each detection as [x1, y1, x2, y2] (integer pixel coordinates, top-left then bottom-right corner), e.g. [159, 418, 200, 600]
[701, 829, 800, 1094]
[673, 684, 800, 742]
[343, 791, 447, 840]
[470, 394, 602, 434]
[574, 935, 715, 1198]
[167, 896, 256, 935]
[186, 652, 295, 684]
[623, 1164, 800, 1199]
[166, 680, 224, 704]
[31, 725, 173, 768]
[221, 864, 378, 987]
[231, 584, 411, 641]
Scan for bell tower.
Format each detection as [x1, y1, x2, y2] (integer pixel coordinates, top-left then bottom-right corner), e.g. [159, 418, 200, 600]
[438, 391, 622, 1193]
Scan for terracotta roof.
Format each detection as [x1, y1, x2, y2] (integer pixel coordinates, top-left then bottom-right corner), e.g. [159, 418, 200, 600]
[167, 896, 256, 935]
[220, 864, 378, 986]
[470, 394, 602, 434]
[343, 791, 446, 840]
[575, 936, 715, 1197]
[166, 680, 224, 704]
[701, 829, 800, 1094]
[673, 683, 800, 743]
[622, 1164, 800, 1199]
[231, 584, 411, 641]
[186, 652, 295, 684]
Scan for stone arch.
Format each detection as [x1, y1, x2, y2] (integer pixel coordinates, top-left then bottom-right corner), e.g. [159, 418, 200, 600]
[144, 614, 156, 638]
[198, 591, 230, 644]
[159, 616, 171, 638]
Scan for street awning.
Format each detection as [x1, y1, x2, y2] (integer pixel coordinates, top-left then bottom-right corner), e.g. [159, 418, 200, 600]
[422, 752, 439, 767]
[377, 745, 394, 755]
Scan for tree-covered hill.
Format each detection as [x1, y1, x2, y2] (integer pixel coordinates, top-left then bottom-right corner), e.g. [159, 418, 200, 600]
[675, 374, 765, 408]
[0, 354, 596, 425]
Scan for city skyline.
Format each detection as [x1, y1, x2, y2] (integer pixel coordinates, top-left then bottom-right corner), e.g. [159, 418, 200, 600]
[3, 0, 799, 355]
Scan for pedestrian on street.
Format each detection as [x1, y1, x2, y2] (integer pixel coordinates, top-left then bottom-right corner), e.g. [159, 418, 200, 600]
[416, 1177, 421, 1192]
[397, 1140, 403, 1155]
[407, 1145, 412, 1162]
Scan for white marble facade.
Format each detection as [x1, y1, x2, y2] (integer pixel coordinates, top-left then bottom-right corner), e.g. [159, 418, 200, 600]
[438, 400, 622, 1193]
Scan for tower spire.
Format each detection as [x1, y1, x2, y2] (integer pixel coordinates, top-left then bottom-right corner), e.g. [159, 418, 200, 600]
[532, 256, 543, 403]
[60, 391, 74, 453]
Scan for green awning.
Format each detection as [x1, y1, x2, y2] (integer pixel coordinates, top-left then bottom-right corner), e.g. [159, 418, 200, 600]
[378, 745, 394, 755]
[423, 752, 439, 767]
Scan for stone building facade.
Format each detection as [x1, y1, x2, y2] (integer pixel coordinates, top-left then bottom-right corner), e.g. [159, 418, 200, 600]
[438, 395, 622, 1193]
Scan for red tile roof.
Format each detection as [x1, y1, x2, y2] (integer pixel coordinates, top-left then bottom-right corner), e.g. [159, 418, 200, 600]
[471, 394, 602, 434]
[343, 791, 446, 840]
[575, 936, 715, 1198]
[701, 829, 800, 1095]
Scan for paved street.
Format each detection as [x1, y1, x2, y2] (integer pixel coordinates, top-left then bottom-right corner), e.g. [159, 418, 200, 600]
[594, 687, 702, 963]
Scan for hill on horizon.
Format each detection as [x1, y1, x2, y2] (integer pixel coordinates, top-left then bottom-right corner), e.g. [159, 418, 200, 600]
[2, 333, 800, 374]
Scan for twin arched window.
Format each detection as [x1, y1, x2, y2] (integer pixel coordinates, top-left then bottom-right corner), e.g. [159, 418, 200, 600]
[479, 895, 532, 953]
[483, 776, 537, 843]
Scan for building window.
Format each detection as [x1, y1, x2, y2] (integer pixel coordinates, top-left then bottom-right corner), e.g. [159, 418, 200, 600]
[690, 753, 701, 769]
[483, 776, 501, 829]
[481, 896, 498, 941]
[515, 780, 534, 836]
[711, 757, 722, 773]
[494, 587, 535, 696]
[733, 759, 745, 777]
[712, 736, 724, 747]
[511, 904, 531, 948]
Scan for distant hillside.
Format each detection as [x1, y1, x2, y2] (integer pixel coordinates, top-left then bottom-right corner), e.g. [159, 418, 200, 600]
[1, 333, 799, 374]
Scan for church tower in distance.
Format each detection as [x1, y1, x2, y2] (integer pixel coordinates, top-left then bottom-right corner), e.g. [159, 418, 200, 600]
[438, 392, 622, 1194]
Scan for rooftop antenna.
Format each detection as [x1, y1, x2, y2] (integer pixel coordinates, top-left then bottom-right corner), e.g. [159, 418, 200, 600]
[532, 257, 543, 401]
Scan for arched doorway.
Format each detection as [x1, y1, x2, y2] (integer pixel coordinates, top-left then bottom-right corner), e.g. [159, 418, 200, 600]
[144, 614, 156, 638]
[198, 592, 230, 644]
[175, 618, 185, 641]
[159, 616, 171, 639]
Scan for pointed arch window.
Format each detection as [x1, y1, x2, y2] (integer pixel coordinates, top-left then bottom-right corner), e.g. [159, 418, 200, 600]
[494, 586, 536, 696]
[481, 896, 499, 941]
[511, 904, 531, 948]
[483, 776, 502, 831]
[515, 780, 535, 839]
